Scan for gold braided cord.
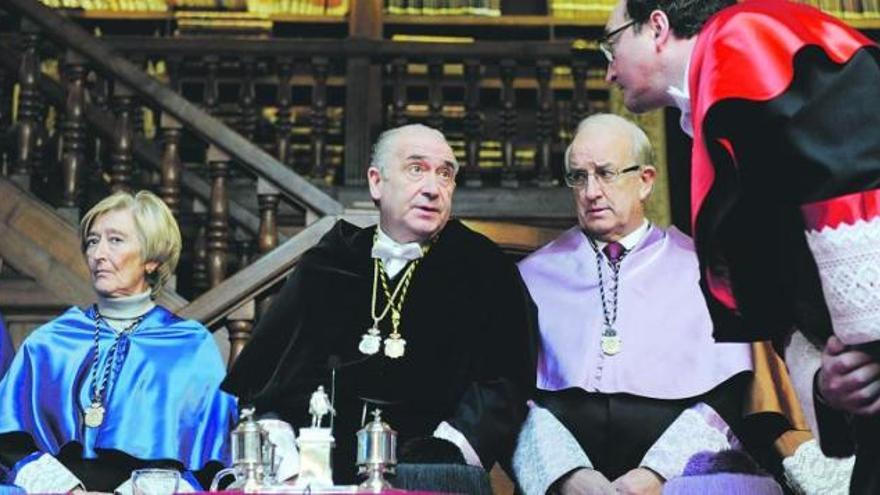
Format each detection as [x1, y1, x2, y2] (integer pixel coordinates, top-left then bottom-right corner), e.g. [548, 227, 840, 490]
[368, 229, 435, 343]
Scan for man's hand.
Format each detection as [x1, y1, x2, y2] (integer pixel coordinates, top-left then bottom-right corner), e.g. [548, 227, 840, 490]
[818, 336, 880, 416]
[611, 467, 663, 495]
[554, 468, 615, 495]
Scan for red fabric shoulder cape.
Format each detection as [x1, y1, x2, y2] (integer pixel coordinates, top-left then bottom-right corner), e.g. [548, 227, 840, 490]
[688, 0, 876, 310]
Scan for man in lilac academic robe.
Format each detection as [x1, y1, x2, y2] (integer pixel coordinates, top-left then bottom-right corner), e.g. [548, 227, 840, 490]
[512, 114, 753, 495]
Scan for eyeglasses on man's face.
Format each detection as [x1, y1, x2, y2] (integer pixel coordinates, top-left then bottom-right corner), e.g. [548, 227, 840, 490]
[599, 19, 637, 64]
[564, 164, 641, 188]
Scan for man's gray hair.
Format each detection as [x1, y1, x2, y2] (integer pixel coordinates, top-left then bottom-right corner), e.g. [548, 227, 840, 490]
[563, 113, 655, 172]
[370, 123, 459, 177]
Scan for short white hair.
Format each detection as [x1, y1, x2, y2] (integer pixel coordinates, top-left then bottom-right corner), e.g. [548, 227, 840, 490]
[370, 123, 459, 177]
[563, 113, 654, 172]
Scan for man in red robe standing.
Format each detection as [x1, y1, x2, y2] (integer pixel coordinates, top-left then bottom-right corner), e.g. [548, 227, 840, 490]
[601, 0, 880, 492]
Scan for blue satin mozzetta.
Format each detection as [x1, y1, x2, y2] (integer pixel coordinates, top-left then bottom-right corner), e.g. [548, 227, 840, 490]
[0, 306, 237, 470]
[0, 314, 12, 380]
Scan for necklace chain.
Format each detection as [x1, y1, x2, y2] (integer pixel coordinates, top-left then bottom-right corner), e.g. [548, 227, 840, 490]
[362, 230, 435, 358]
[89, 307, 144, 411]
[589, 240, 627, 329]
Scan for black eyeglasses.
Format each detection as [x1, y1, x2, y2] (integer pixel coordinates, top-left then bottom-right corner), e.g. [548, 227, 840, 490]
[599, 19, 636, 64]
[564, 164, 641, 188]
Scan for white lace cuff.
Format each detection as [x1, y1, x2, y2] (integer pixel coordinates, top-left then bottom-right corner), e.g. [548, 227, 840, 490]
[804, 217, 880, 345]
[512, 406, 592, 495]
[13, 453, 83, 493]
[640, 403, 737, 481]
[259, 418, 300, 481]
[433, 421, 483, 468]
[782, 438, 854, 495]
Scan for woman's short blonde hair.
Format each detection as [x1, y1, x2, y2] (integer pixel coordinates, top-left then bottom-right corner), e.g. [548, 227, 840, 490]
[80, 190, 182, 296]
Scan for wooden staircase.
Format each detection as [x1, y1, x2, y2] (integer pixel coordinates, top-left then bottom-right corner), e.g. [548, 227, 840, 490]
[0, 0, 578, 363]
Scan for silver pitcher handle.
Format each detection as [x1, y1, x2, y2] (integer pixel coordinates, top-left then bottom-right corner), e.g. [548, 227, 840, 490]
[209, 467, 239, 492]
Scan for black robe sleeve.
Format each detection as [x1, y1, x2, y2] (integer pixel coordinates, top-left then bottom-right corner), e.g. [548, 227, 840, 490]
[442, 244, 539, 468]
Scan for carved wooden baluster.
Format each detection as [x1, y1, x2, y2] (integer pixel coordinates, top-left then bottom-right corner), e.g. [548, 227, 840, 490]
[226, 300, 255, 368]
[109, 83, 135, 193]
[571, 56, 590, 133]
[158, 114, 182, 219]
[203, 56, 220, 115]
[13, 25, 44, 190]
[228, 243, 256, 359]
[206, 145, 230, 288]
[535, 59, 556, 187]
[499, 59, 519, 188]
[463, 59, 483, 187]
[310, 57, 330, 183]
[59, 50, 88, 221]
[191, 209, 210, 295]
[239, 56, 258, 141]
[275, 57, 294, 167]
[129, 55, 147, 140]
[256, 178, 280, 318]
[389, 57, 408, 128]
[427, 58, 444, 131]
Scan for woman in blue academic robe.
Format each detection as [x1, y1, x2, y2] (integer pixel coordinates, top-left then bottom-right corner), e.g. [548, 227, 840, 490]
[0, 191, 237, 492]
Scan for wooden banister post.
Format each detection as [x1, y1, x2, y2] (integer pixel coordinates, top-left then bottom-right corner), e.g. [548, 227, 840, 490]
[158, 113, 182, 219]
[463, 58, 483, 187]
[206, 145, 230, 289]
[110, 82, 135, 193]
[59, 50, 88, 222]
[13, 22, 44, 191]
[499, 59, 518, 188]
[535, 59, 557, 187]
[310, 56, 330, 184]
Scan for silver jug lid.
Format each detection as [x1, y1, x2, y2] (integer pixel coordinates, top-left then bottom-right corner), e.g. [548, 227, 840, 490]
[359, 409, 396, 436]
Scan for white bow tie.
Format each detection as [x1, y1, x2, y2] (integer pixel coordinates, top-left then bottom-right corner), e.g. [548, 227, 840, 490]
[371, 239, 423, 262]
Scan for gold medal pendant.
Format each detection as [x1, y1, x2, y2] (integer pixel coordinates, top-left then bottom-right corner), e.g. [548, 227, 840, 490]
[359, 327, 382, 355]
[600, 327, 622, 356]
[84, 402, 105, 428]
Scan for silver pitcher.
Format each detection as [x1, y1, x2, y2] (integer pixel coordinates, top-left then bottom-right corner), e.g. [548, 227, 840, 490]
[356, 409, 397, 493]
[210, 407, 277, 492]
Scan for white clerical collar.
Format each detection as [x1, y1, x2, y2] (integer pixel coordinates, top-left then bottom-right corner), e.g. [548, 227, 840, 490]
[667, 48, 694, 138]
[596, 219, 651, 251]
[96, 290, 155, 331]
[372, 227, 425, 279]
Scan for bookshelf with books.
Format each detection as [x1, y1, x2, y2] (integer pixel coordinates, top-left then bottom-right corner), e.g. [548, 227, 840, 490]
[33, 0, 880, 40]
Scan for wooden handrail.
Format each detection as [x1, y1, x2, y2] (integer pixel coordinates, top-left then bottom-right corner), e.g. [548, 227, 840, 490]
[180, 213, 377, 326]
[4, 0, 344, 217]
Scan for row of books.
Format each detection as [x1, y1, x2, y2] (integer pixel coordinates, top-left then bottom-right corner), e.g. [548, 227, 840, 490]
[37, 0, 348, 15]
[797, 0, 880, 18]
[384, 0, 501, 17]
[549, 0, 614, 19]
[39, 0, 167, 10]
[247, 0, 349, 16]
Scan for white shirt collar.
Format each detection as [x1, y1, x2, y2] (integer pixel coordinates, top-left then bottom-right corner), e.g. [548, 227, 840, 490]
[595, 219, 651, 251]
[667, 49, 694, 138]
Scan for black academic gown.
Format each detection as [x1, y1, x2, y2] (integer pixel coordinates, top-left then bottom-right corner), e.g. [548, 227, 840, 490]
[222, 219, 537, 484]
